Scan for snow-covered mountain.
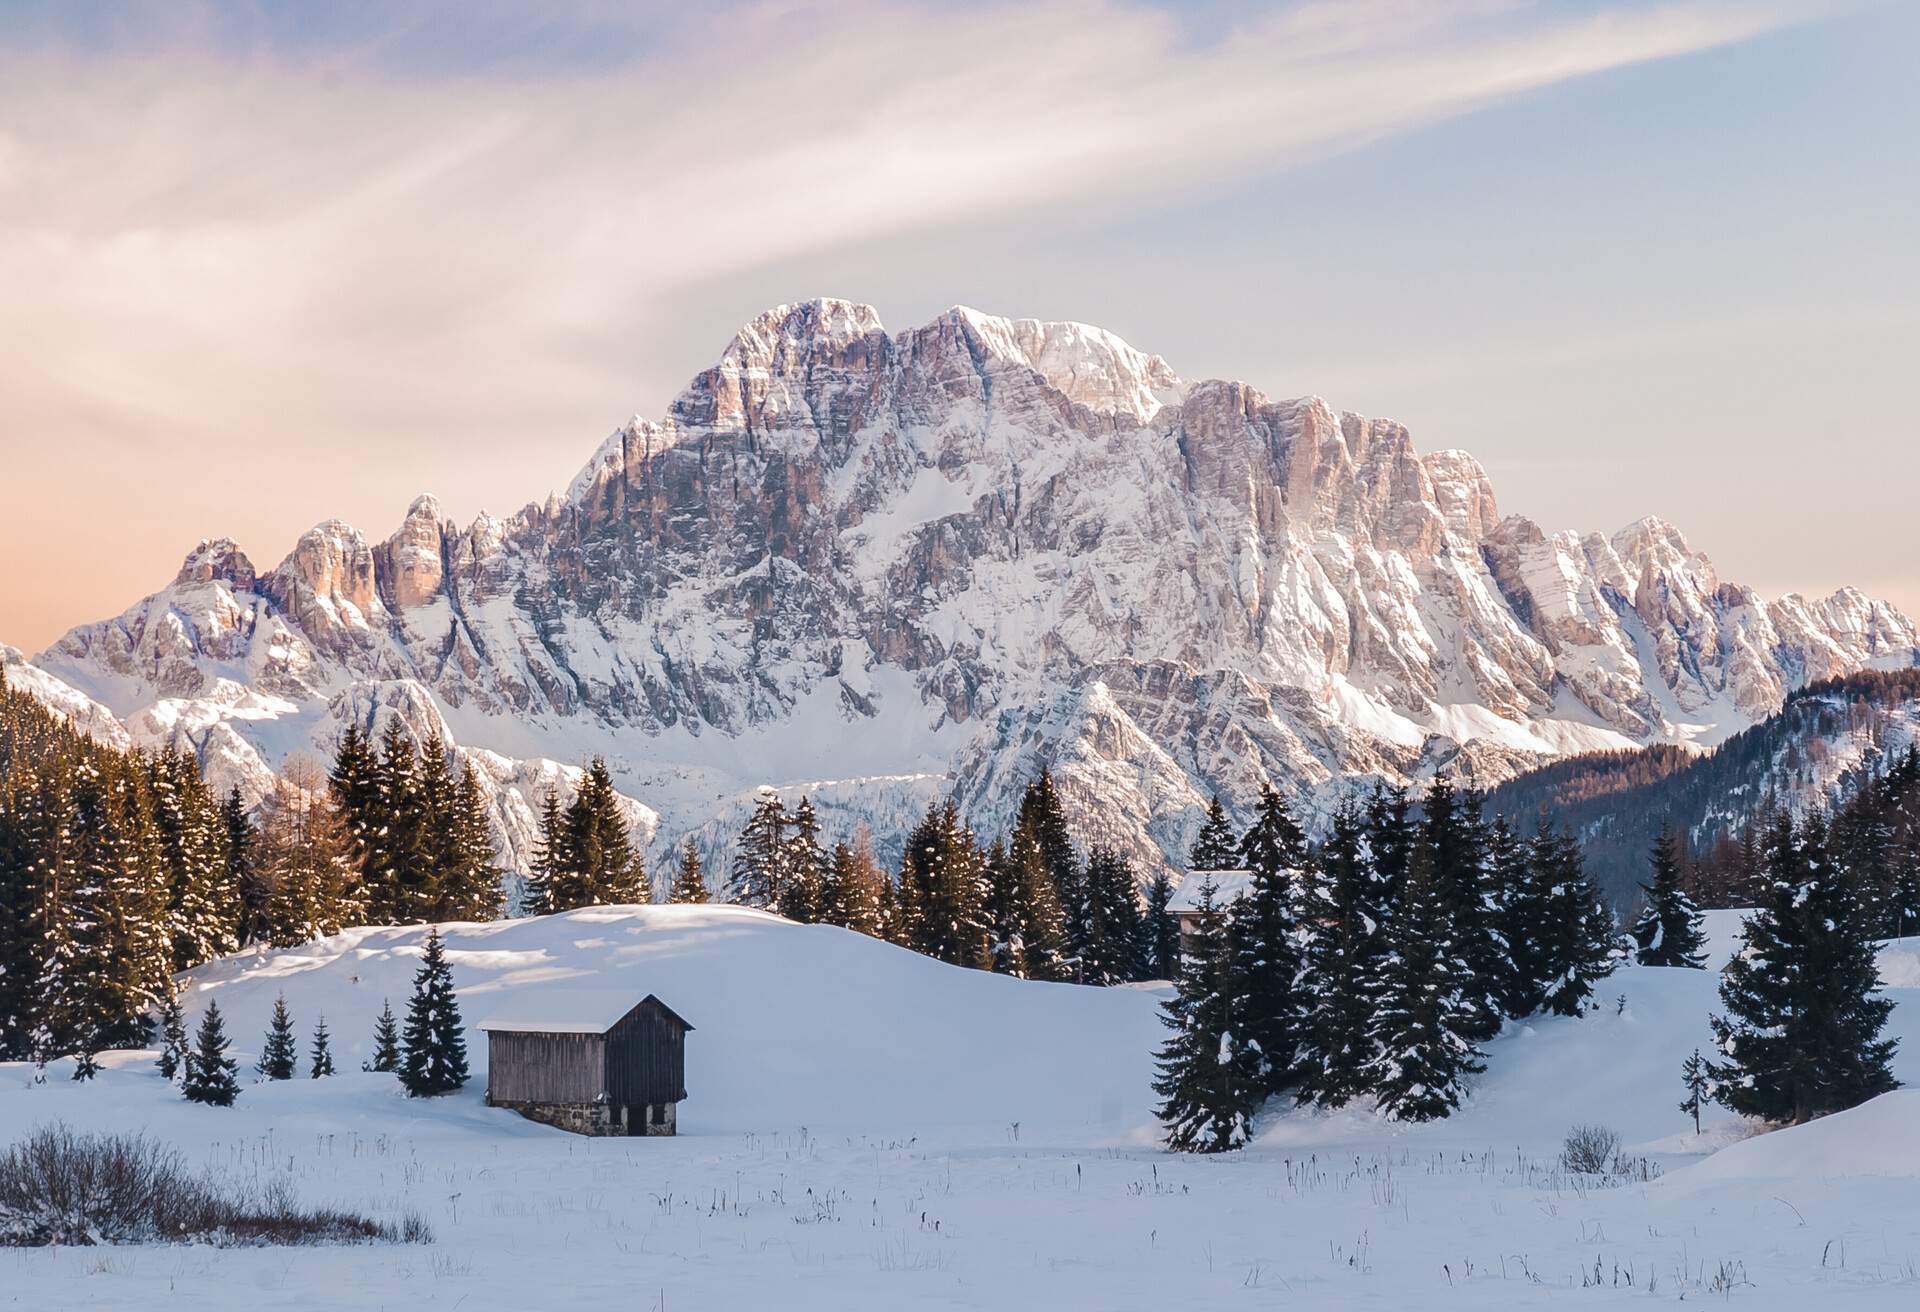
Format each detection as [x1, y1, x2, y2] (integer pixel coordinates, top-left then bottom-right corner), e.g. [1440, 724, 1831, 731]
[18, 299, 1918, 879]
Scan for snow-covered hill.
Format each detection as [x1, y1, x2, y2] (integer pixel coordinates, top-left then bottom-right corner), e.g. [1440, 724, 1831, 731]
[19, 300, 1919, 878]
[6, 908, 1920, 1308]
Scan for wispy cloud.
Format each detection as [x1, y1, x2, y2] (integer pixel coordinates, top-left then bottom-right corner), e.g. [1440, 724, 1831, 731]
[0, 0, 1821, 648]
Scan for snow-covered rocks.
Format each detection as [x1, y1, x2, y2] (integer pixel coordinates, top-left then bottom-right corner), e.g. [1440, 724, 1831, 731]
[19, 299, 1920, 877]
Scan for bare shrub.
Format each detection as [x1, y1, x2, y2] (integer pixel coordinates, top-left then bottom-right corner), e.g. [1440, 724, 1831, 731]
[1559, 1124, 1622, 1175]
[0, 1125, 428, 1247]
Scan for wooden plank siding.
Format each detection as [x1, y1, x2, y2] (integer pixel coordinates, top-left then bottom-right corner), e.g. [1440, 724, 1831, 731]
[606, 1003, 688, 1107]
[486, 1031, 606, 1105]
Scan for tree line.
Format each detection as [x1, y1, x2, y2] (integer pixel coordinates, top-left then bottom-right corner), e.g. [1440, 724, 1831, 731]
[716, 772, 1178, 986]
[1155, 780, 1623, 1150]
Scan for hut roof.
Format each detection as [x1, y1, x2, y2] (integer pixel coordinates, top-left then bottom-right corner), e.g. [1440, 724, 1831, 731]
[476, 989, 694, 1035]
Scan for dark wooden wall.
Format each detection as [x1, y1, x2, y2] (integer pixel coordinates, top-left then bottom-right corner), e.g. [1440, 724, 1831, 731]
[606, 1004, 687, 1107]
[487, 1031, 606, 1104]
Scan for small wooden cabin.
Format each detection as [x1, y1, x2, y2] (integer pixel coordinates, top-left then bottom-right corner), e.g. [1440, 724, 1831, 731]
[1165, 869, 1253, 950]
[478, 991, 693, 1137]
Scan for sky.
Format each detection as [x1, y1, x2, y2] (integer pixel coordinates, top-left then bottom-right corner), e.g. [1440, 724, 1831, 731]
[1, 0, 1915, 654]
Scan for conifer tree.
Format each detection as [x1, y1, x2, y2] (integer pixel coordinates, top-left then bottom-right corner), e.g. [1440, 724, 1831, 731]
[1365, 850, 1484, 1122]
[1679, 1047, 1709, 1135]
[1151, 874, 1252, 1152]
[255, 761, 364, 946]
[310, 1016, 335, 1078]
[1015, 770, 1082, 960]
[371, 722, 432, 923]
[149, 748, 237, 971]
[552, 759, 645, 908]
[156, 989, 188, 1082]
[731, 792, 790, 909]
[981, 840, 1028, 977]
[72, 1047, 100, 1081]
[223, 787, 265, 946]
[416, 735, 460, 918]
[1707, 813, 1898, 1124]
[257, 993, 298, 1080]
[1080, 845, 1143, 985]
[667, 837, 710, 904]
[183, 1001, 240, 1106]
[999, 816, 1071, 980]
[327, 723, 380, 882]
[365, 999, 401, 1073]
[1294, 802, 1384, 1108]
[1527, 825, 1622, 1017]
[1141, 868, 1178, 982]
[1363, 783, 1416, 912]
[1486, 815, 1544, 1017]
[1230, 784, 1308, 1097]
[1632, 829, 1709, 968]
[830, 832, 891, 938]
[522, 788, 565, 917]
[399, 928, 469, 1096]
[1188, 795, 1239, 869]
[437, 760, 503, 922]
[1420, 779, 1503, 1041]
[778, 796, 827, 923]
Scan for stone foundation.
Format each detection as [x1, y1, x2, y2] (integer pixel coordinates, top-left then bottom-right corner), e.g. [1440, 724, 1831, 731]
[487, 1096, 679, 1137]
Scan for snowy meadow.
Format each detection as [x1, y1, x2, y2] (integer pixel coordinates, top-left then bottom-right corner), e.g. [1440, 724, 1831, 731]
[4, 906, 1920, 1309]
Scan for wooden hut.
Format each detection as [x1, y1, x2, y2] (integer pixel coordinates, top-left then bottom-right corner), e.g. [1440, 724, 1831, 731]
[478, 991, 693, 1136]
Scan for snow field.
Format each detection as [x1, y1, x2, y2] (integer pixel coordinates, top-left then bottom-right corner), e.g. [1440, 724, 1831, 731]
[3, 906, 1919, 1308]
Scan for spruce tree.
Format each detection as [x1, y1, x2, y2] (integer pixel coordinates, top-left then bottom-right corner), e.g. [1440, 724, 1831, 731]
[372, 722, 431, 923]
[1632, 829, 1709, 968]
[149, 748, 237, 971]
[399, 929, 469, 1097]
[310, 1016, 335, 1078]
[72, 1048, 100, 1081]
[1015, 770, 1083, 963]
[327, 722, 381, 884]
[1365, 850, 1485, 1122]
[156, 990, 188, 1082]
[223, 787, 265, 946]
[1679, 1047, 1709, 1135]
[831, 832, 890, 938]
[182, 1001, 240, 1106]
[1486, 815, 1544, 1017]
[523, 788, 564, 917]
[1420, 779, 1503, 1042]
[1294, 802, 1384, 1108]
[1140, 868, 1178, 982]
[667, 837, 710, 904]
[1707, 813, 1898, 1124]
[438, 760, 503, 922]
[778, 797, 826, 923]
[981, 840, 1028, 977]
[730, 792, 789, 909]
[1151, 874, 1252, 1152]
[365, 999, 401, 1073]
[1230, 784, 1308, 1097]
[1188, 795, 1239, 869]
[416, 735, 460, 918]
[257, 993, 297, 1080]
[1080, 845, 1143, 985]
[554, 758, 645, 908]
[998, 816, 1071, 980]
[1522, 824, 1622, 1017]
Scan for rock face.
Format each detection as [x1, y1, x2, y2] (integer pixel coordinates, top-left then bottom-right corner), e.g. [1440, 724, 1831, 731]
[25, 299, 1920, 879]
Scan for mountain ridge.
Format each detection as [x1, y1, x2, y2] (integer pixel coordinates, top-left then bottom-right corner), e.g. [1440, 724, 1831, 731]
[20, 298, 1919, 880]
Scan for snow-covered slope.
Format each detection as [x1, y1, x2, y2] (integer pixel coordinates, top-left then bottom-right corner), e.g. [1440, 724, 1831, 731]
[24, 299, 1919, 879]
[6, 913, 1920, 1309]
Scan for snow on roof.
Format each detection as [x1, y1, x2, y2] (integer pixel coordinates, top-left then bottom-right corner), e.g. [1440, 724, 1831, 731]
[476, 989, 691, 1035]
[1166, 869, 1255, 914]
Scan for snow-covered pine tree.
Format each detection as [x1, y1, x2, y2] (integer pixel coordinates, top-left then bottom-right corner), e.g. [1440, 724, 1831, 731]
[557, 758, 645, 907]
[156, 989, 188, 1082]
[148, 746, 237, 971]
[1485, 815, 1544, 1018]
[416, 734, 460, 919]
[1632, 829, 1708, 968]
[1015, 770, 1083, 962]
[667, 837, 710, 904]
[1080, 845, 1143, 985]
[730, 792, 789, 910]
[257, 993, 297, 1080]
[523, 788, 565, 916]
[399, 928, 469, 1097]
[1365, 847, 1485, 1122]
[1362, 783, 1416, 913]
[1151, 873, 1252, 1152]
[438, 761, 503, 922]
[328, 722, 380, 882]
[1140, 868, 1178, 982]
[778, 796, 827, 923]
[222, 786, 264, 946]
[1294, 801, 1384, 1109]
[1526, 824, 1622, 1017]
[372, 722, 431, 923]
[1419, 778, 1503, 1042]
[1002, 816, 1071, 980]
[981, 840, 1028, 977]
[255, 761, 365, 946]
[1679, 1047, 1709, 1134]
[1230, 784, 1308, 1097]
[72, 1047, 99, 1080]
[1707, 812, 1897, 1124]
[310, 1016, 335, 1078]
[1188, 795, 1239, 869]
[364, 998, 401, 1073]
[182, 1001, 240, 1106]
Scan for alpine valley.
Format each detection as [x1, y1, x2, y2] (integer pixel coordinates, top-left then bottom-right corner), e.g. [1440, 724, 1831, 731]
[13, 299, 1918, 887]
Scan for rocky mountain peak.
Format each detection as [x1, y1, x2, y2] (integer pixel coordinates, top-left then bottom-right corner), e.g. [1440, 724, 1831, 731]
[174, 538, 258, 591]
